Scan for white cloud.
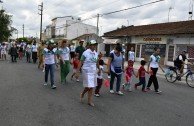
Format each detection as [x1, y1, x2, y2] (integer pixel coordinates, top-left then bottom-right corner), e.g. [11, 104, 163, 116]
[1, 0, 193, 37]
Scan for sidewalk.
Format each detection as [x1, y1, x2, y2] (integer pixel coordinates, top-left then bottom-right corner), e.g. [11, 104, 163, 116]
[102, 57, 168, 76]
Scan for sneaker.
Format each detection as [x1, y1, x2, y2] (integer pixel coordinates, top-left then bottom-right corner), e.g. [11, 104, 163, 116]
[109, 90, 114, 94]
[51, 85, 56, 89]
[122, 83, 125, 90]
[116, 91, 124, 95]
[95, 94, 100, 97]
[146, 87, 151, 91]
[142, 89, 147, 92]
[76, 79, 80, 82]
[134, 84, 137, 90]
[44, 83, 47, 86]
[155, 90, 162, 94]
[107, 75, 111, 79]
[128, 88, 132, 92]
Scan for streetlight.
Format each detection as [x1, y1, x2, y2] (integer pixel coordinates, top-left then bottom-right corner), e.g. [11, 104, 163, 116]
[168, 7, 173, 22]
[127, 20, 129, 26]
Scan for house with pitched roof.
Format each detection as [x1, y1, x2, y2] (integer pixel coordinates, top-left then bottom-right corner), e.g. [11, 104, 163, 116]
[103, 20, 194, 66]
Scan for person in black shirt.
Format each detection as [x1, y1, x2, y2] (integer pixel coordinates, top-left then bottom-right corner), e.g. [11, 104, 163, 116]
[175, 50, 187, 74]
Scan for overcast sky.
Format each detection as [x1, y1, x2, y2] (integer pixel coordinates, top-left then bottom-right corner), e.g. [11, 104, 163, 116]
[1, 0, 193, 38]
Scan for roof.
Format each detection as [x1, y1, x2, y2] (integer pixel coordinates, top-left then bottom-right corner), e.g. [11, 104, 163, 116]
[72, 33, 95, 40]
[103, 20, 194, 37]
[51, 16, 72, 21]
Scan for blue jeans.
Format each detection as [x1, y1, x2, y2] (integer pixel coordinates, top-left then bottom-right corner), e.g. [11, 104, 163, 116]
[137, 77, 146, 90]
[45, 64, 55, 86]
[110, 71, 122, 92]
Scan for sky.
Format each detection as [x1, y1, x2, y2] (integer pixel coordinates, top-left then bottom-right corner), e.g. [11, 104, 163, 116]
[1, 0, 193, 38]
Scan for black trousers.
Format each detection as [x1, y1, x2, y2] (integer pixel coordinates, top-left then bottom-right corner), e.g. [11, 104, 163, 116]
[147, 68, 159, 91]
[32, 52, 37, 63]
[11, 55, 17, 62]
[26, 52, 31, 62]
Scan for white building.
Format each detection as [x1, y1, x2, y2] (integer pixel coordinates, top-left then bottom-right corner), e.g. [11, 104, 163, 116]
[44, 16, 97, 41]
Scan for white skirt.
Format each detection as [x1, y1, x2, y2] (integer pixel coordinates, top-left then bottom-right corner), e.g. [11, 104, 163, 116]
[1, 51, 7, 55]
[82, 69, 97, 88]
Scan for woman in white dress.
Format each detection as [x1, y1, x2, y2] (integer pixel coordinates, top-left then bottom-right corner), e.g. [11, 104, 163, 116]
[1, 43, 7, 60]
[76, 40, 99, 106]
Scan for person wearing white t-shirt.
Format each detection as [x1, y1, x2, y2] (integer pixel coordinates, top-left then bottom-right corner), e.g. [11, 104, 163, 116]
[70, 44, 75, 59]
[76, 40, 99, 107]
[31, 41, 38, 63]
[147, 47, 164, 94]
[42, 42, 57, 89]
[58, 39, 71, 84]
[1, 43, 7, 60]
[128, 47, 135, 64]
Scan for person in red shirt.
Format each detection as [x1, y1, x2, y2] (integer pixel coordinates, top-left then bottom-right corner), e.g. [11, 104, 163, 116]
[135, 60, 148, 92]
[71, 54, 80, 82]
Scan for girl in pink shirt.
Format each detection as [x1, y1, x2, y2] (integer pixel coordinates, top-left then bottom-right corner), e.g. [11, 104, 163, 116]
[122, 60, 137, 91]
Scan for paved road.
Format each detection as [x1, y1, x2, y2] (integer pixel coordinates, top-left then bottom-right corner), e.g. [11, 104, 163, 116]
[0, 59, 194, 126]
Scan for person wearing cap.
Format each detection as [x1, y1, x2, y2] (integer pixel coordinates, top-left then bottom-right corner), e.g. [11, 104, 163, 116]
[147, 47, 165, 94]
[174, 50, 188, 74]
[75, 40, 85, 60]
[58, 39, 71, 84]
[42, 41, 57, 89]
[38, 41, 47, 68]
[76, 40, 99, 106]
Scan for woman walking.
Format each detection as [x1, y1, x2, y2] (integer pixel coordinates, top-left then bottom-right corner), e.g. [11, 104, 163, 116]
[42, 42, 57, 89]
[147, 47, 165, 94]
[58, 39, 71, 84]
[9, 44, 17, 62]
[76, 40, 99, 106]
[32, 41, 38, 63]
[107, 44, 124, 95]
[1, 43, 7, 60]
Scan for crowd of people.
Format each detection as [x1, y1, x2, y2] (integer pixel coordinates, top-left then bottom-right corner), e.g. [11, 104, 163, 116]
[3, 39, 185, 107]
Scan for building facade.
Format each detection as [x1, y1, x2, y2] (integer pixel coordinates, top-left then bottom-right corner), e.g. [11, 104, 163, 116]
[44, 16, 97, 41]
[103, 20, 194, 65]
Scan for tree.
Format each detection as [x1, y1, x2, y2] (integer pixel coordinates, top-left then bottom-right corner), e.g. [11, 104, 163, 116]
[117, 25, 126, 30]
[0, 9, 13, 41]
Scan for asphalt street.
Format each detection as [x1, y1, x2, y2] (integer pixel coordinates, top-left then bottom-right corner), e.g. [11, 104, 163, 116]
[0, 59, 194, 126]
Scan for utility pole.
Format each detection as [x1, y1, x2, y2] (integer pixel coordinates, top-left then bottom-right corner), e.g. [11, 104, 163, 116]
[96, 14, 99, 35]
[168, 7, 173, 22]
[23, 24, 24, 38]
[38, 2, 43, 42]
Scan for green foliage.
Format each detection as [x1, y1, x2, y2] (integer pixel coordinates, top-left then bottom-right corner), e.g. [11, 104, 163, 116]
[16, 37, 30, 43]
[117, 25, 126, 30]
[0, 9, 13, 41]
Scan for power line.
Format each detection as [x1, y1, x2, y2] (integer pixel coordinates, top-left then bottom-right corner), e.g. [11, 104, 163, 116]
[101, 0, 165, 16]
[51, 0, 165, 30]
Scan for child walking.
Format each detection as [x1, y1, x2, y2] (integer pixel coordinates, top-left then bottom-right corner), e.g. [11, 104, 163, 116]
[134, 60, 148, 92]
[94, 54, 108, 97]
[71, 54, 80, 82]
[122, 60, 137, 92]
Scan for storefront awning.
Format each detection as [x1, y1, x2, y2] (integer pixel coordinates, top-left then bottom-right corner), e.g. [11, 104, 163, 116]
[103, 39, 121, 44]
